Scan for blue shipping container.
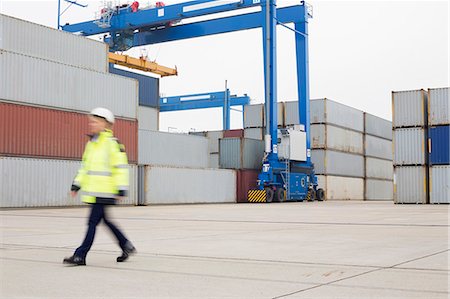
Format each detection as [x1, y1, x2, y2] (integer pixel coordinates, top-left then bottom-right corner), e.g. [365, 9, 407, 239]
[429, 125, 450, 165]
[109, 65, 159, 107]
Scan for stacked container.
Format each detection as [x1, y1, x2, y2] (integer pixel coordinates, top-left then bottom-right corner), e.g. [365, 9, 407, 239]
[392, 89, 429, 203]
[243, 103, 284, 140]
[0, 14, 139, 207]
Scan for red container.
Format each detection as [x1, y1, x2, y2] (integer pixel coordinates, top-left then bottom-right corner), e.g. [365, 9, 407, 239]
[0, 102, 138, 163]
[236, 169, 259, 203]
[223, 129, 244, 138]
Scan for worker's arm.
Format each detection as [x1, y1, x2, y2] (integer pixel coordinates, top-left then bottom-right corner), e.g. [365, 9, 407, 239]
[110, 139, 129, 198]
[71, 144, 89, 196]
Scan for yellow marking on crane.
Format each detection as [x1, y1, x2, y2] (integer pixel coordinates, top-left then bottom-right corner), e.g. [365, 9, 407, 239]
[247, 190, 266, 203]
[108, 52, 177, 77]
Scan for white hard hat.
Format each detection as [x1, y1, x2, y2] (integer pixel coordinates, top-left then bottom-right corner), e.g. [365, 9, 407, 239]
[90, 107, 115, 124]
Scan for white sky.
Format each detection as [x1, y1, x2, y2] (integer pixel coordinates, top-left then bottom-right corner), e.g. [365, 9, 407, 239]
[1, 0, 449, 132]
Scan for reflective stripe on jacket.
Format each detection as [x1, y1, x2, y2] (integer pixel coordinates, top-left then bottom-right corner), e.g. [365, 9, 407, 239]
[73, 129, 129, 204]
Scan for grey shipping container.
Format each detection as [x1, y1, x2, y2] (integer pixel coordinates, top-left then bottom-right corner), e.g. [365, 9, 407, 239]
[429, 165, 450, 204]
[365, 157, 393, 180]
[308, 99, 364, 132]
[244, 128, 264, 140]
[209, 153, 219, 168]
[365, 135, 393, 160]
[316, 175, 364, 200]
[109, 65, 160, 108]
[138, 130, 209, 168]
[393, 128, 426, 166]
[0, 14, 108, 73]
[365, 179, 393, 201]
[0, 157, 137, 208]
[392, 89, 427, 128]
[219, 138, 264, 170]
[428, 87, 450, 126]
[206, 130, 224, 153]
[0, 50, 138, 119]
[143, 166, 236, 204]
[138, 106, 159, 131]
[312, 150, 364, 178]
[394, 166, 427, 204]
[364, 113, 392, 140]
[311, 124, 364, 154]
[244, 103, 284, 128]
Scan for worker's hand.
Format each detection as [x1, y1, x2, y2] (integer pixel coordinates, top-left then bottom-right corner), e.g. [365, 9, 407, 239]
[70, 191, 78, 198]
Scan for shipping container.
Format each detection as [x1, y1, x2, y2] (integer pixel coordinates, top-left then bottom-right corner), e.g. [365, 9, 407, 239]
[209, 153, 219, 168]
[236, 169, 259, 203]
[365, 157, 393, 180]
[429, 165, 450, 204]
[0, 157, 137, 208]
[394, 166, 427, 204]
[138, 130, 208, 168]
[312, 150, 364, 178]
[316, 175, 364, 200]
[219, 138, 264, 170]
[206, 130, 224, 153]
[393, 128, 426, 166]
[309, 99, 364, 132]
[392, 89, 427, 128]
[143, 166, 236, 204]
[223, 129, 244, 138]
[0, 50, 138, 119]
[428, 125, 450, 165]
[244, 103, 284, 128]
[109, 66, 160, 108]
[428, 87, 449, 126]
[138, 106, 159, 131]
[365, 179, 393, 201]
[244, 128, 264, 140]
[365, 134, 393, 161]
[0, 102, 138, 163]
[0, 14, 108, 73]
[311, 124, 363, 154]
[364, 113, 392, 140]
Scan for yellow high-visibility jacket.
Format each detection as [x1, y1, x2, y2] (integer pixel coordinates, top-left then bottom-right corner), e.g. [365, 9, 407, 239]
[72, 129, 129, 204]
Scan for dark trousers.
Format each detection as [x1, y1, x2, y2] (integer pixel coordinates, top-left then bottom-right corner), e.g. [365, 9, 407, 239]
[75, 203, 128, 258]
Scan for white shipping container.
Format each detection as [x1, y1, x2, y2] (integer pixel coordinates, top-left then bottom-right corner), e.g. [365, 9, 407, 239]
[429, 166, 450, 204]
[0, 157, 137, 208]
[312, 150, 364, 178]
[365, 135, 393, 160]
[244, 128, 264, 140]
[311, 124, 364, 154]
[0, 14, 108, 73]
[0, 50, 138, 119]
[209, 153, 219, 168]
[138, 130, 209, 168]
[138, 106, 159, 131]
[365, 179, 393, 201]
[393, 128, 426, 165]
[364, 113, 392, 140]
[316, 175, 364, 200]
[206, 130, 224, 153]
[310, 99, 364, 132]
[394, 166, 427, 204]
[244, 103, 284, 128]
[365, 157, 393, 180]
[392, 89, 427, 128]
[144, 166, 236, 204]
[428, 87, 450, 126]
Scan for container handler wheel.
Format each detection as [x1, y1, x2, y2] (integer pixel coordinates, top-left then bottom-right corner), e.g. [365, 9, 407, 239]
[275, 188, 286, 202]
[316, 188, 325, 201]
[265, 187, 274, 203]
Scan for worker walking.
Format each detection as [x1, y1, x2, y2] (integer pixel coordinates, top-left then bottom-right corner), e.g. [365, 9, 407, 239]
[63, 107, 136, 266]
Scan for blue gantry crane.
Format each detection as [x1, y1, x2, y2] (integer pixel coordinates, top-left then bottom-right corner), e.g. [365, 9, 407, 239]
[63, 0, 323, 202]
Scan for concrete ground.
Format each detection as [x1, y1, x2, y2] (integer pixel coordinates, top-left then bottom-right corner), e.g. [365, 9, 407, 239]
[0, 201, 448, 299]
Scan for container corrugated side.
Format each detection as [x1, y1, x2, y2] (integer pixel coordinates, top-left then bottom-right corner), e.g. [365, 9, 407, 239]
[392, 89, 427, 128]
[365, 179, 393, 201]
[365, 157, 393, 180]
[144, 166, 236, 204]
[429, 165, 450, 204]
[393, 128, 426, 166]
[316, 175, 364, 200]
[394, 166, 427, 204]
[365, 135, 393, 161]
[428, 87, 449, 126]
[244, 103, 284, 128]
[209, 153, 219, 168]
[364, 113, 392, 140]
[223, 129, 244, 138]
[236, 170, 259, 203]
[0, 14, 108, 73]
[109, 66, 160, 108]
[138, 106, 159, 131]
[206, 131, 224, 153]
[219, 138, 264, 170]
[310, 99, 364, 132]
[0, 157, 137, 208]
[311, 124, 363, 154]
[0, 102, 138, 163]
[138, 130, 208, 168]
[244, 128, 264, 140]
[312, 150, 364, 178]
[429, 125, 450, 165]
[0, 50, 138, 119]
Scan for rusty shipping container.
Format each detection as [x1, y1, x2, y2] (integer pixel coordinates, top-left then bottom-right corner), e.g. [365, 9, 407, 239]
[236, 169, 259, 203]
[223, 129, 245, 138]
[0, 102, 138, 163]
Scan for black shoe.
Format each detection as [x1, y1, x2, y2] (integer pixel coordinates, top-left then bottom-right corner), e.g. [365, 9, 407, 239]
[117, 242, 136, 262]
[63, 255, 86, 266]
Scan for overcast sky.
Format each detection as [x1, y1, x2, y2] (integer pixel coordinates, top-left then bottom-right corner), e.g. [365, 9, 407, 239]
[1, 0, 448, 132]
